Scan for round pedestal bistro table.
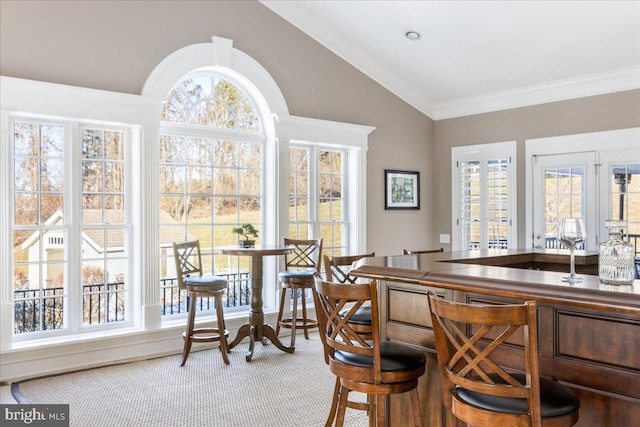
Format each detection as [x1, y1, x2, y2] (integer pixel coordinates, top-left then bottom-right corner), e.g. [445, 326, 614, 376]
[219, 245, 295, 361]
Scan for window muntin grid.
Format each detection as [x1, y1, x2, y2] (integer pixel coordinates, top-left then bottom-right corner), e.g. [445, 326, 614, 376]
[289, 147, 311, 239]
[81, 127, 128, 326]
[159, 74, 264, 316]
[543, 167, 585, 248]
[288, 146, 347, 257]
[487, 159, 508, 249]
[161, 75, 260, 132]
[11, 121, 131, 334]
[319, 149, 346, 257]
[13, 122, 66, 333]
[455, 144, 515, 251]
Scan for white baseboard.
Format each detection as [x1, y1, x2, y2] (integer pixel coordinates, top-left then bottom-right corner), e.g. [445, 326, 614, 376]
[0, 308, 316, 383]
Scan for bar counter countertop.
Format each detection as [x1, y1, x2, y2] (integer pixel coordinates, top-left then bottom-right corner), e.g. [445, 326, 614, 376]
[350, 249, 640, 427]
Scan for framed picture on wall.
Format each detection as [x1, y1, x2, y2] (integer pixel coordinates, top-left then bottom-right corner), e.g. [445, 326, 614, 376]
[385, 170, 420, 210]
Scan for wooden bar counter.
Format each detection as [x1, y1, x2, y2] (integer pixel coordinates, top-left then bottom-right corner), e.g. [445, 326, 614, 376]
[351, 249, 640, 427]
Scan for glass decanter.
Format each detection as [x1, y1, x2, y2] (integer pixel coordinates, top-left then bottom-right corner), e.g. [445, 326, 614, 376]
[598, 220, 635, 285]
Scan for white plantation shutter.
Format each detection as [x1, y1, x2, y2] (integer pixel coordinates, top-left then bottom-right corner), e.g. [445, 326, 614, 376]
[459, 158, 481, 250]
[452, 142, 517, 250]
[487, 158, 509, 249]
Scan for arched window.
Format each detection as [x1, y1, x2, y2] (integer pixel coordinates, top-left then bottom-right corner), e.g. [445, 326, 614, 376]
[161, 75, 260, 131]
[158, 72, 265, 316]
[0, 37, 372, 369]
[143, 36, 371, 327]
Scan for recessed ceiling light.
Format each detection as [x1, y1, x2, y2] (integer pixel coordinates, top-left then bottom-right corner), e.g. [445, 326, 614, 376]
[405, 31, 421, 41]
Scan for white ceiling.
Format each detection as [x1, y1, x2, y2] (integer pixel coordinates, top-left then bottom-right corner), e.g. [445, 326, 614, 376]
[261, 1, 640, 119]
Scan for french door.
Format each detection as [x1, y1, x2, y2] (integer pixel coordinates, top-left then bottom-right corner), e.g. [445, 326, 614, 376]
[532, 152, 597, 250]
[598, 149, 640, 253]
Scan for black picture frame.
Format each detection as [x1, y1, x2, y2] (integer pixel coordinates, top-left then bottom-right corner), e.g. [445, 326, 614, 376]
[385, 170, 420, 210]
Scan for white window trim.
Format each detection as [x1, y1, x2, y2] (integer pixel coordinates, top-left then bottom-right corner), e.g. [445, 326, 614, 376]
[157, 70, 269, 320]
[275, 115, 374, 254]
[289, 142, 350, 252]
[9, 118, 136, 341]
[0, 36, 374, 381]
[0, 76, 157, 353]
[142, 36, 285, 316]
[451, 141, 518, 251]
[599, 148, 640, 240]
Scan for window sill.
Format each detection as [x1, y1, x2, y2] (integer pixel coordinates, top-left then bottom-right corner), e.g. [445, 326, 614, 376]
[5, 307, 256, 353]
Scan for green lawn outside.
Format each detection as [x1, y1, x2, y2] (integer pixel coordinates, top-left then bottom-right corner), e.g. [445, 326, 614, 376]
[187, 200, 343, 272]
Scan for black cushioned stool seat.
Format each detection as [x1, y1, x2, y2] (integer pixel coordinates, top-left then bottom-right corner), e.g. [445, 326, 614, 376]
[338, 306, 372, 325]
[278, 269, 315, 279]
[335, 341, 426, 372]
[456, 373, 580, 419]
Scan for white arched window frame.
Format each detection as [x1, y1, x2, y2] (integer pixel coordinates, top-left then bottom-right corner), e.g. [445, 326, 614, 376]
[157, 70, 268, 319]
[0, 36, 374, 380]
[142, 37, 285, 323]
[143, 37, 374, 318]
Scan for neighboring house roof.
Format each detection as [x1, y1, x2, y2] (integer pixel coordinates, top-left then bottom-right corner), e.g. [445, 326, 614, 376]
[21, 210, 197, 252]
[20, 210, 64, 250]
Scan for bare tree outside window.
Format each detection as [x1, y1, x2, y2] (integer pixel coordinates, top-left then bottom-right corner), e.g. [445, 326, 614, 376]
[12, 121, 66, 333]
[159, 73, 263, 315]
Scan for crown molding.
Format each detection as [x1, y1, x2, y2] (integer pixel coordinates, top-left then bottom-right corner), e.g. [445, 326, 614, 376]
[260, 0, 437, 118]
[434, 66, 640, 120]
[262, 2, 639, 122]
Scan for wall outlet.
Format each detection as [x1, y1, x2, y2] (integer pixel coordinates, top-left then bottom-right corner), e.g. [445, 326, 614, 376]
[439, 234, 450, 244]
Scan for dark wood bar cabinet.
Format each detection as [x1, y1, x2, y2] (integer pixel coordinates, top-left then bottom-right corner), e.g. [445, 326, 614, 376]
[351, 249, 640, 427]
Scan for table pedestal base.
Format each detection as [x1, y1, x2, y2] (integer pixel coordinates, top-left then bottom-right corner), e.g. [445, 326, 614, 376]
[228, 311, 294, 361]
[219, 246, 296, 362]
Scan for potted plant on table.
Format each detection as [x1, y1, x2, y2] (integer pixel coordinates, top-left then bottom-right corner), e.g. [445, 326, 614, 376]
[232, 223, 259, 248]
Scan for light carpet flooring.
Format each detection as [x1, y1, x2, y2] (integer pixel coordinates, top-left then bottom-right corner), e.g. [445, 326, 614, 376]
[14, 333, 368, 427]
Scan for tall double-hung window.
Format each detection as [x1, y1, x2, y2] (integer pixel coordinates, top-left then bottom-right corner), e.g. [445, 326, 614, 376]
[11, 120, 130, 335]
[451, 142, 517, 250]
[289, 144, 348, 257]
[158, 73, 264, 316]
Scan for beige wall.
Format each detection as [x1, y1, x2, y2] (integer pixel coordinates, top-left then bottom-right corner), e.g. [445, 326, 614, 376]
[434, 89, 640, 250]
[0, 1, 435, 256]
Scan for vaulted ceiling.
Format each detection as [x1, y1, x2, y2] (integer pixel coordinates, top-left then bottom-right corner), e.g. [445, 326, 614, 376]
[262, 1, 640, 119]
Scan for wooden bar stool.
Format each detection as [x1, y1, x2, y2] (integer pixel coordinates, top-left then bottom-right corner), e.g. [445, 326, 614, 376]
[427, 292, 580, 427]
[314, 275, 426, 427]
[324, 252, 376, 284]
[275, 238, 322, 348]
[324, 252, 376, 338]
[173, 240, 230, 366]
[321, 253, 376, 425]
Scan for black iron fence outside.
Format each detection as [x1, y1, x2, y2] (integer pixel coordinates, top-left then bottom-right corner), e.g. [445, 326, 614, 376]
[159, 271, 251, 315]
[468, 234, 640, 254]
[626, 234, 640, 256]
[13, 288, 64, 333]
[13, 271, 251, 334]
[546, 233, 640, 255]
